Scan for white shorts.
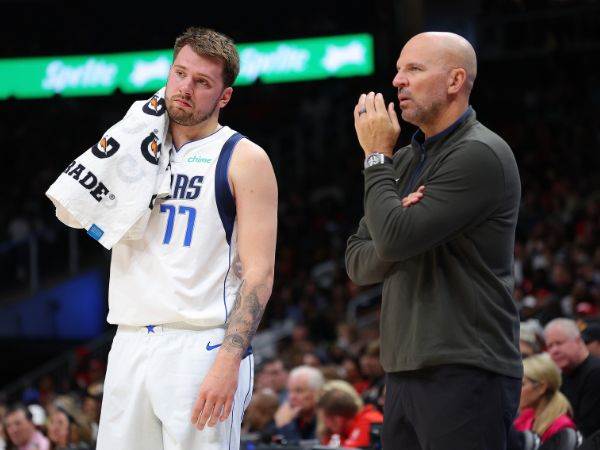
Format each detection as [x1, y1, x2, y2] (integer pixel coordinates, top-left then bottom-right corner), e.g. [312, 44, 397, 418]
[97, 323, 254, 450]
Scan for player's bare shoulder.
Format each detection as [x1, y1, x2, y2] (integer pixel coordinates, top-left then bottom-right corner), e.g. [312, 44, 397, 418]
[228, 138, 277, 199]
[231, 139, 274, 171]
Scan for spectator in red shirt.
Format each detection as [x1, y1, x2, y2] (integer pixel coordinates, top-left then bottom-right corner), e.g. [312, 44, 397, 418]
[317, 381, 383, 448]
[514, 353, 576, 443]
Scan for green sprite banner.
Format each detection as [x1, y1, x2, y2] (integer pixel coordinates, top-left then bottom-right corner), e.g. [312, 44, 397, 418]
[0, 34, 373, 100]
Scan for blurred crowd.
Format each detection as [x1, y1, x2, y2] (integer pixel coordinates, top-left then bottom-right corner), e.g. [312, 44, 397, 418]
[0, 373, 102, 450]
[1, 317, 600, 449]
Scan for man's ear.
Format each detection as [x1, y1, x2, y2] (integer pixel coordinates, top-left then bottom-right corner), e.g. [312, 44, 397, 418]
[447, 68, 467, 95]
[219, 86, 233, 108]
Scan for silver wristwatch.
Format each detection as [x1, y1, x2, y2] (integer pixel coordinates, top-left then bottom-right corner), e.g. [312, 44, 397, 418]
[364, 152, 392, 169]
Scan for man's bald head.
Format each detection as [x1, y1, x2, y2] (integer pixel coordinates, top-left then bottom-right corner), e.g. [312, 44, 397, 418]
[392, 31, 478, 134]
[405, 32, 477, 94]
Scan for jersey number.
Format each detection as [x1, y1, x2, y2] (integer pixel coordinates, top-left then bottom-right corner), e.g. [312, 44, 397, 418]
[159, 204, 196, 247]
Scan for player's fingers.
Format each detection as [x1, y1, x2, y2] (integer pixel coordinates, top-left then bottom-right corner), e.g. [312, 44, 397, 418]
[220, 397, 234, 422]
[417, 185, 426, 193]
[196, 399, 215, 430]
[208, 400, 224, 427]
[365, 91, 376, 115]
[190, 395, 206, 424]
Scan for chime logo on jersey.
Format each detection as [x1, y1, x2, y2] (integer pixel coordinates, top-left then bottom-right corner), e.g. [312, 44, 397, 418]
[142, 95, 166, 116]
[91, 136, 120, 159]
[141, 132, 162, 165]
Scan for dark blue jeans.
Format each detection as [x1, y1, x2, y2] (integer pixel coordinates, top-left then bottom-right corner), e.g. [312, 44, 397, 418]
[383, 365, 522, 450]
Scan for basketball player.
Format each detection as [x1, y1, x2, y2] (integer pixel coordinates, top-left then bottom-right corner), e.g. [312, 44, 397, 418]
[95, 28, 278, 450]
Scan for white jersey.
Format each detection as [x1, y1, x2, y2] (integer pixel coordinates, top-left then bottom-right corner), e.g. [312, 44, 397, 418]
[107, 126, 245, 327]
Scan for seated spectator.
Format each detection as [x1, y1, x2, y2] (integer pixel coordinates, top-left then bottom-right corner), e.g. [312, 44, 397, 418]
[317, 380, 382, 448]
[514, 353, 576, 443]
[80, 393, 100, 443]
[520, 320, 544, 358]
[359, 341, 384, 410]
[256, 357, 289, 403]
[320, 365, 345, 381]
[544, 318, 600, 437]
[582, 323, 600, 358]
[302, 352, 323, 368]
[47, 407, 91, 450]
[341, 357, 369, 395]
[280, 324, 316, 367]
[274, 365, 324, 441]
[3, 404, 50, 450]
[241, 389, 279, 441]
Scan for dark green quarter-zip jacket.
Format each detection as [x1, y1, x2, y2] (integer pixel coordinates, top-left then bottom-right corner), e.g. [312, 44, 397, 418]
[345, 108, 523, 378]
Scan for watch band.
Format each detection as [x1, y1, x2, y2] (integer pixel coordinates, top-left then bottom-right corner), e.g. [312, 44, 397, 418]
[364, 152, 393, 169]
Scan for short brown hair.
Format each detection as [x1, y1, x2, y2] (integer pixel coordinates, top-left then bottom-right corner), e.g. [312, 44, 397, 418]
[317, 388, 360, 419]
[173, 27, 240, 87]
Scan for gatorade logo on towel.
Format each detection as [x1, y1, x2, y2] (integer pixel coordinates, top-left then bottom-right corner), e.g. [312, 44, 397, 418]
[92, 136, 120, 159]
[63, 160, 113, 203]
[142, 94, 166, 116]
[140, 132, 162, 165]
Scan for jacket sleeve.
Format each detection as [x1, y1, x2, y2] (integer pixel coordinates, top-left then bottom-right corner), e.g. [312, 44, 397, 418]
[363, 141, 506, 262]
[345, 216, 394, 285]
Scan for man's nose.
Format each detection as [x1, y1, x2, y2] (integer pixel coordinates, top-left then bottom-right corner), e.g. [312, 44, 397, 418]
[179, 76, 193, 96]
[393, 73, 408, 88]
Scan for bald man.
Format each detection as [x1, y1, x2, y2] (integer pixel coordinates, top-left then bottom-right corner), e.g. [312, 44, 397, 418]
[346, 32, 522, 450]
[545, 319, 600, 437]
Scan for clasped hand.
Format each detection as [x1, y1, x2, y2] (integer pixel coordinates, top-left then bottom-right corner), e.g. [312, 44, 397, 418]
[354, 92, 401, 157]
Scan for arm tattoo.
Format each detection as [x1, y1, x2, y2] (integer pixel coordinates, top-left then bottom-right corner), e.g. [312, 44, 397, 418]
[222, 279, 269, 357]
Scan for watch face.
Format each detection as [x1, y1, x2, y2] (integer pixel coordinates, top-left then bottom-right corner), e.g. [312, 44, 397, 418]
[368, 154, 381, 165]
[365, 153, 385, 169]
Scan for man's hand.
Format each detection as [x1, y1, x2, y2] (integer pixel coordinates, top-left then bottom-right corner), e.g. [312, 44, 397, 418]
[402, 185, 425, 208]
[354, 92, 401, 157]
[274, 401, 301, 428]
[191, 355, 240, 430]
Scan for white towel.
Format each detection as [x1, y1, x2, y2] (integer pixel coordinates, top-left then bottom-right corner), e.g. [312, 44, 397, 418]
[46, 88, 172, 250]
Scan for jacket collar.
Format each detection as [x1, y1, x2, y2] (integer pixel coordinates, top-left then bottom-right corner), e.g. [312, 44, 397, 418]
[411, 106, 475, 150]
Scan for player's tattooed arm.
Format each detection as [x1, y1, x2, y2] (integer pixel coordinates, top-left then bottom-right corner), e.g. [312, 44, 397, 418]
[222, 279, 271, 357]
[191, 140, 276, 430]
[219, 140, 277, 359]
